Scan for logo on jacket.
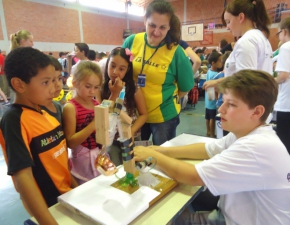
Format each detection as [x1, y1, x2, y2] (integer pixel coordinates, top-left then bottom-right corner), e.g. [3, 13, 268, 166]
[41, 130, 64, 147]
[287, 173, 290, 182]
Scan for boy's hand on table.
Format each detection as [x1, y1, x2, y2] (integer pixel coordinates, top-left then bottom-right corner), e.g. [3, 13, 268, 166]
[134, 146, 156, 161]
[148, 145, 167, 155]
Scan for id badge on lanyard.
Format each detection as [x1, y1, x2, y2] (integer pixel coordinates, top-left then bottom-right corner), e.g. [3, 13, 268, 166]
[137, 74, 146, 87]
[138, 43, 159, 87]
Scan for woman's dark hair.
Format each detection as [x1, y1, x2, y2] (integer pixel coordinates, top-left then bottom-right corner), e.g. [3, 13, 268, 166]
[102, 48, 136, 117]
[145, 0, 180, 50]
[279, 17, 290, 34]
[221, 0, 271, 38]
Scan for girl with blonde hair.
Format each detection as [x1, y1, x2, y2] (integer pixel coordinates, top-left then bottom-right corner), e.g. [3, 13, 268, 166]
[10, 30, 33, 50]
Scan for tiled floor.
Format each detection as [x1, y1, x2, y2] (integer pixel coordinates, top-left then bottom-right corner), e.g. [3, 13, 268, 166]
[0, 93, 207, 225]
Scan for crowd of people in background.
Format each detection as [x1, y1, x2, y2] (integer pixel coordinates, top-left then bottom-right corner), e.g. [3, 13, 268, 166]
[0, 0, 290, 224]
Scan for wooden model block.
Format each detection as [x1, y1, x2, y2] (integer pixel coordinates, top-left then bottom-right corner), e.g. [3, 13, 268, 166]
[101, 100, 115, 113]
[94, 105, 110, 146]
[119, 110, 133, 124]
[117, 121, 132, 140]
[123, 158, 136, 174]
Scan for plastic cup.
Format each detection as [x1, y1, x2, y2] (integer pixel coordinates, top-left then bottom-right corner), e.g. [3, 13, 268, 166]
[207, 87, 215, 101]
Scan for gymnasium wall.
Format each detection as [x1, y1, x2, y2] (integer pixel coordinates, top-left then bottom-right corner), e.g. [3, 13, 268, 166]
[0, 0, 289, 55]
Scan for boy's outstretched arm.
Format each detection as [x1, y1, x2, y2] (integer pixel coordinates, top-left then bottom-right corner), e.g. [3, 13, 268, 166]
[14, 167, 58, 225]
[148, 143, 209, 160]
[134, 146, 205, 186]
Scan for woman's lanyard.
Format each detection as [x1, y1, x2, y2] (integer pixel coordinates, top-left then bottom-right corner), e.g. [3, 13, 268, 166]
[139, 42, 160, 74]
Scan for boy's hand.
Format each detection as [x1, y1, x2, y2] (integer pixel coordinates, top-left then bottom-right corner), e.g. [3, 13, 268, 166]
[203, 79, 218, 90]
[134, 146, 156, 161]
[109, 77, 125, 96]
[148, 145, 167, 155]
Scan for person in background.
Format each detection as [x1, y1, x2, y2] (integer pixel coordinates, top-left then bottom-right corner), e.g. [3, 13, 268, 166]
[179, 40, 201, 109]
[87, 50, 98, 63]
[10, 30, 34, 50]
[219, 39, 228, 52]
[203, 47, 210, 60]
[87, 49, 103, 103]
[0, 47, 77, 225]
[213, 51, 232, 109]
[0, 88, 9, 105]
[220, 36, 240, 54]
[122, 0, 193, 145]
[195, 48, 204, 61]
[272, 41, 282, 63]
[205, 51, 222, 137]
[70, 43, 89, 75]
[180, 40, 201, 75]
[273, 17, 290, 154]
[97, 52, 108, 77]
[204, 0, 272, 89]
[0, 49, 10, 104]
[58, 52, 66, 82]
[134, 70, 290, 225]
[96, 52, 107, 62]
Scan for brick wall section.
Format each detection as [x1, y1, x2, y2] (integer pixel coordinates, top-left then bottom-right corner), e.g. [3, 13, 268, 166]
[82, 12, 127, 45]
[186, 0, 225, 25]
[3, 0, 80, 42]
[171, 0, 184, 22]
[281, 10, 290, 20]
[129, 20, 146, 33]
[185, 0, 290, 24]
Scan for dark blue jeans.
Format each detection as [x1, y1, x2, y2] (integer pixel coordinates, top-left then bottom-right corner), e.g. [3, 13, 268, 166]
[141, 115, 180, 145]
[276, 111, 290, 154]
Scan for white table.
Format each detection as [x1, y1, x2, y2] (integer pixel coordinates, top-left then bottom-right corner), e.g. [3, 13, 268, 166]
[26, 134, 214, 225]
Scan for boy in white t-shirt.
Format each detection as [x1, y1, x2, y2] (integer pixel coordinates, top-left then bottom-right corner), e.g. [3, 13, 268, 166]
[134, 69, 290, 225]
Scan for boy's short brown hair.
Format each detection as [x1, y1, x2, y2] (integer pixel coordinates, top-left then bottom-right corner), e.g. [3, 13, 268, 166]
[219, 69, 278, 122]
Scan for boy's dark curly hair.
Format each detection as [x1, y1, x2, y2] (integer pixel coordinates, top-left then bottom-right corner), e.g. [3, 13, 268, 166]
[102, 47, 136, 117]
[4, 47, 53, 91]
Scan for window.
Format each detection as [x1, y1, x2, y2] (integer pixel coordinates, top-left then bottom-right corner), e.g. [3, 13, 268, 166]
[63, 0, 144, 16]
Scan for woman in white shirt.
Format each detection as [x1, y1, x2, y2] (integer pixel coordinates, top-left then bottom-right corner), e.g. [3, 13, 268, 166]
[274, 17, 290, 154]
[203, 0, 273, 89]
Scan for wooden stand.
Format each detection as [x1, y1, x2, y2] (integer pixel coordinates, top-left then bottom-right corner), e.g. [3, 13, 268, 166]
[94, 99, 177, 207]
[111, 172, 178, 206]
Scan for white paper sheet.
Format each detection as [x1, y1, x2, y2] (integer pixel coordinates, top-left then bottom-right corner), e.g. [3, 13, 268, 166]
[162, 133, 214, 147]
[58, 167, 161, 225]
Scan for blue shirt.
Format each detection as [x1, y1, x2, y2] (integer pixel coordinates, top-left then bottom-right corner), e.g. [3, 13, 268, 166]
[205, 69, 218, 109]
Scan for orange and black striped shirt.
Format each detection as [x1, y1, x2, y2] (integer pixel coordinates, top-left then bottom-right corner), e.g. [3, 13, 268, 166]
[0, 104, 71, 207]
